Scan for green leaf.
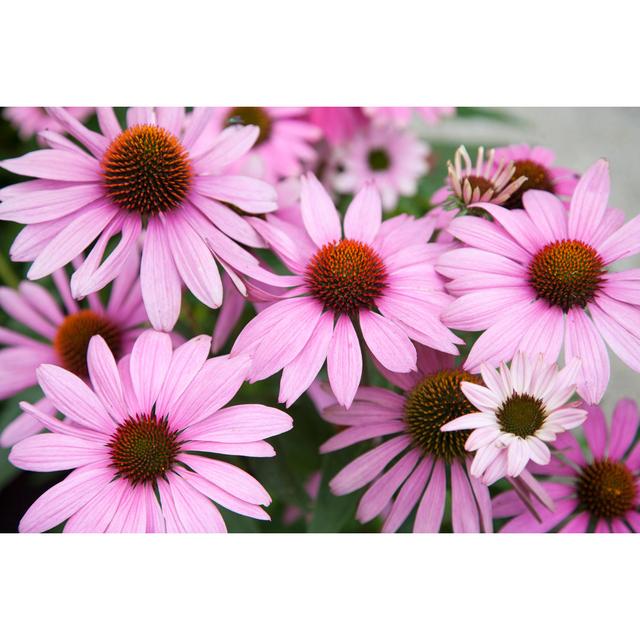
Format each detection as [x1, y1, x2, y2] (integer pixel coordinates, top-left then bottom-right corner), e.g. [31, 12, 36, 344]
[308, 445, 367, 533]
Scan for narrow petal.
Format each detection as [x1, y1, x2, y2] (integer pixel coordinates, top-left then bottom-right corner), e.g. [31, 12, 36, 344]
[568, 159, 610, 242]
[327, 315, 363, 409]
[87, 335, 128, 424]
[140, 217, 182, 331]
[19, 463, 113, 533]
[451, 460, 481, 532]
[9, 433, 106, 471]
[300, 172, 341, 248]
[414, 459, 446, 533]
[359, 309, 416, 373]
[343, 182, 381, 243]
[129, 330, 173, 415]
[609, 398, 639, 459]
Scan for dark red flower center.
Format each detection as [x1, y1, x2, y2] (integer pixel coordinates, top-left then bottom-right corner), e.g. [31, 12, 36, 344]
[577, 459, 637, 520]
[504, 159, 555, 210]
[529, 240, 605, 311]
[109, 414, 181, 485]
[403, 369, 481, 461]
[101, 124, 193, 216]
[496, 393, 547, 438]
[306, 239, 388, 315]
[54, 310, 122, 379]
[367, 147, 391, 171]
[226, 107, 272, 146]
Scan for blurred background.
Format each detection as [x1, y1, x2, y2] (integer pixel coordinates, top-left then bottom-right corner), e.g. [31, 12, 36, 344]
[0, 107, 638, 532]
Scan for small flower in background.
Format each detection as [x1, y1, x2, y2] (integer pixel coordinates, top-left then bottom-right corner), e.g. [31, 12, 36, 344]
[9, 330, 292, 532]
[236, 174, 461, 409]
[493, 398, 640, 532]
[201, 107, 321, 181]
[429, 145, 527, 234]
[307, 107, 367, 145]
[363, 107, 455, 127]
[0, 107, 289, 332]
[3, 107, 93, 140]
[320, 345, 493, 533]
[438, 159, 640, 404]
[329, 123, 430, 210]
[0, 253, 146, 447]
[492, 144, 578, 210]
[442, 352, 587, 483]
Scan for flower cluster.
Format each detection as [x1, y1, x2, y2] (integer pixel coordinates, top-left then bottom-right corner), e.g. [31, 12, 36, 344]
[0, 106, 638, 533]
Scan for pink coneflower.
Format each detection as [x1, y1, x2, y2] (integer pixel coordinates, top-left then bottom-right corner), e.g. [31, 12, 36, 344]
[0, 254, 146, 447]
[364, 107, 455, 127]
[493, 398, 640, 532]
[202, 107, 321, 181]
[492, 144, 578, 210]
[0, 107, 283, 331]
[429, 145, 527, 235]
[320, 345, 493, 532]
[234, 174, 461, 409]
[438, 159, 640, 404]
[3, 107, 93, 140]
[9, 330, 292, 532]
[330, 124, 429, 210]
[442, 353, 587, 484]
[307, 107, 366, 145]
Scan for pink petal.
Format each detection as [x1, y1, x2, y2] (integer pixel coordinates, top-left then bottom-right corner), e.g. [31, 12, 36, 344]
[299, 172, 341, 248]
[329, 435, 410, 495]
[279, 312, 334, 407]
[414, 458, 446, 533]
[19, 462, 114, 533]
[357, 448, 420, 523]
[568, 159, 610, 243]
[609, 398, 639, 459]
[249, 299, 324, 382]
[564, 308, 609, 404]
[382, 456, 431, 533]
[165, 212, 223, 309]
[168, 354, 251, 429]
[583, 404, 607, 459]
[597, 215, 640, 264]
[96, 107, 122, 139]
[320, 422, 405, 453]
[178, 453, 270, 505]
[327, 315, 363, 409]
[128, 330, 173, 415]
[87, 335, 128, 424]
[63, 477, 128, 533]
[10, 433, 106, 471]
[343, 182, 381, 243]
[0, 149, 99, 181]
[450, 460, 481, 532]
[155, 335, 211, 418]
[590, 303, 640, 373]
[167, 473, 227, 533]
[0, 396, 53, 447]
[194, 175, 277, 213]
[36, 364, 116, 434]
[27, 199, 118, 280]
[185, 404, 292, 443]
[140, 217, 182, 331]
[359, 309, 416, 373]
[521, 189, 568, 242]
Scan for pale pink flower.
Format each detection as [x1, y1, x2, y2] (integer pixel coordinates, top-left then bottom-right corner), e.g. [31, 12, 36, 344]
[437, 159, 640, 404]
[442, 353, 587, 483]
[493, 398, 640, 532]
[9, 330, 292, 532]
[320, 346, 493, 533]
[364, 107, 454, 127]
[3, 107, 93, 140]
[307, 107, 366, 145]
[234, 174, 461, 409]
[330, 123, 429, 210]
[0, 254, 145, 447]
[0, 107, 284, 331]
[201, 107, 321, 181]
